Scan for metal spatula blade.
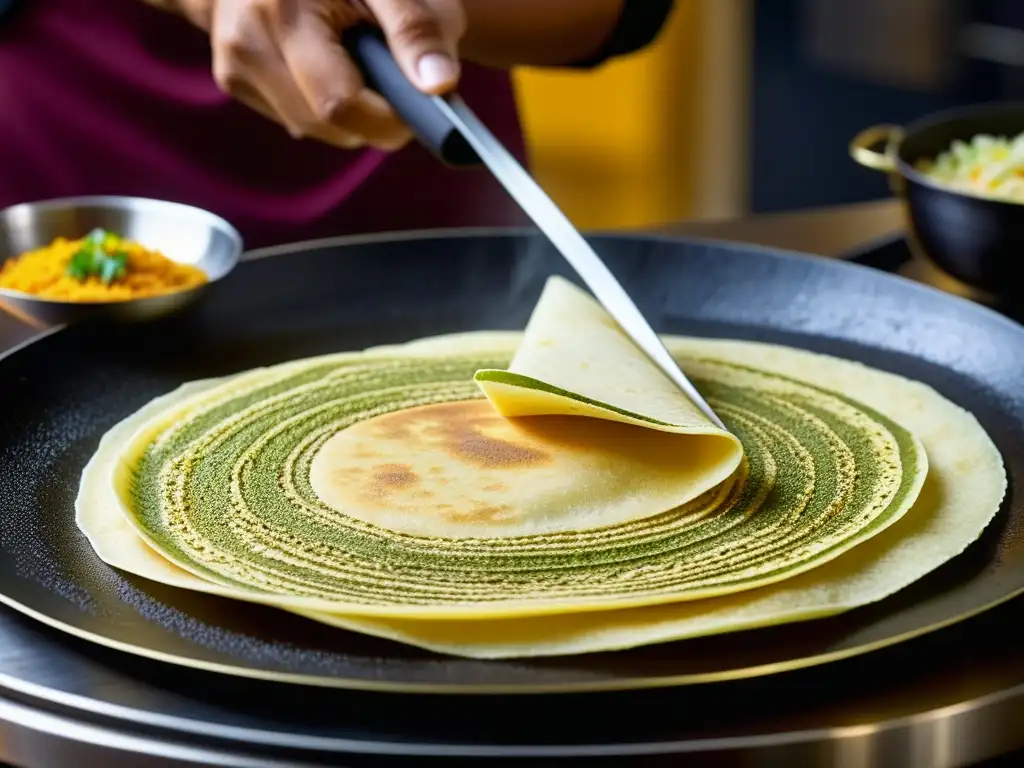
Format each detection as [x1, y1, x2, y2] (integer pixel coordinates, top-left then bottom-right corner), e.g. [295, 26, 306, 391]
[348, 29, 726, 430]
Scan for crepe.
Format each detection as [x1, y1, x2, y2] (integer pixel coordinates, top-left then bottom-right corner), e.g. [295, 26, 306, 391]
[81, 278, 932, 627]
[78, 327, 1005, 658]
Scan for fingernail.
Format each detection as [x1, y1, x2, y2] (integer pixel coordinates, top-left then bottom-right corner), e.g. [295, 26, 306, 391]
[417, 53, 457, 91]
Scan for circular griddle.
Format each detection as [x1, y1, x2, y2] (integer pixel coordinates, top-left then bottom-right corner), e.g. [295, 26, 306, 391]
[0, 231, 1021, 765]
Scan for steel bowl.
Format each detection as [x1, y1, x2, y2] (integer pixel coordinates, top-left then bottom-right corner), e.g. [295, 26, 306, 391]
[0, 196, 243, 327]
[849, 101, 1024, 298]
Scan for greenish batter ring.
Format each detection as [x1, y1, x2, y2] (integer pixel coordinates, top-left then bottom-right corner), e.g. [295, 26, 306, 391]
[125, 352, 924, 608]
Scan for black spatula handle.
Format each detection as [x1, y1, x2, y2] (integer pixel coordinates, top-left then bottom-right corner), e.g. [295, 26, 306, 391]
[344, 26, 480, 166]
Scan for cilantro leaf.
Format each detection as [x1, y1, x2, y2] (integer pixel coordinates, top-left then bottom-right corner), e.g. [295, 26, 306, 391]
[98, 251, 128, 285]
[65, 229, 130, 285]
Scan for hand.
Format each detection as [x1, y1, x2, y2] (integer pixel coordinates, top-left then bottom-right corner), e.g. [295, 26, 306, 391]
[172, 0, 465, 150]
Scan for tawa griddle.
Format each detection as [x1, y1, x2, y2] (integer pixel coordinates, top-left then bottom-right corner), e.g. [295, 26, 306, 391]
[0, 230, 1018, 766]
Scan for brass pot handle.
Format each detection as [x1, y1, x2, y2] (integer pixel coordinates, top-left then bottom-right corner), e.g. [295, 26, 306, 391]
[849, 125, 904, 172]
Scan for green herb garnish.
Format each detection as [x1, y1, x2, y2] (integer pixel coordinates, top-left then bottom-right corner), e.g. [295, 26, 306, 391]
[66, 228, 129, 285]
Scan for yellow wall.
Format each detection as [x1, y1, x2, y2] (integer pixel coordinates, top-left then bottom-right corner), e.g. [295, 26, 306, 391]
[511, 1, 703, 230]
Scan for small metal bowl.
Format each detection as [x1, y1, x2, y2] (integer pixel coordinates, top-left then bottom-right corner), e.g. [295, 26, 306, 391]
[0, 196, 243, 327]
[849, 102, 1024, 299]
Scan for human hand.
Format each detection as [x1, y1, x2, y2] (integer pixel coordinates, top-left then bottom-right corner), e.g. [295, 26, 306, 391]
[170, 0, 465, 150]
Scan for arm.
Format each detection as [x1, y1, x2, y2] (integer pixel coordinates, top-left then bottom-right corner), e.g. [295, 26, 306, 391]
[461, 0, 675, 69]
[459, 0, 626, 68]
[141, 0, 675, 151]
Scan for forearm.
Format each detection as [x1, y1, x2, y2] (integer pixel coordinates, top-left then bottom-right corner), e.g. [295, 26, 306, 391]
[459, 0, 626, 68]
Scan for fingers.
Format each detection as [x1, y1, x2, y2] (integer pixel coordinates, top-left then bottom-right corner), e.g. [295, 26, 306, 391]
[212, 0, 364, 148]
[211, 0, 411, 151]
[210, 0, 465, 150]
[366, 0, 465, 94]
[275, 7, 412, 150]
[175, 0, 215, 30]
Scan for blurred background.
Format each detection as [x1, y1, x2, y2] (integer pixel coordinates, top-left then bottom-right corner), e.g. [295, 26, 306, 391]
[512, 0, 1022, 230]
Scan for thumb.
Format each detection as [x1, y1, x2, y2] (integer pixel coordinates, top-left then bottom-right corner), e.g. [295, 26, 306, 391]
[367, 0, 463, 94]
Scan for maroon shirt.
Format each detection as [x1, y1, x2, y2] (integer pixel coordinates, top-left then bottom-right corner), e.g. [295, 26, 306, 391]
[0, 0, 528, 247]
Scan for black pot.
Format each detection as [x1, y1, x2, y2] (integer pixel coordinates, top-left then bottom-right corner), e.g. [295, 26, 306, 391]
[850, 102, 1024, 297]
